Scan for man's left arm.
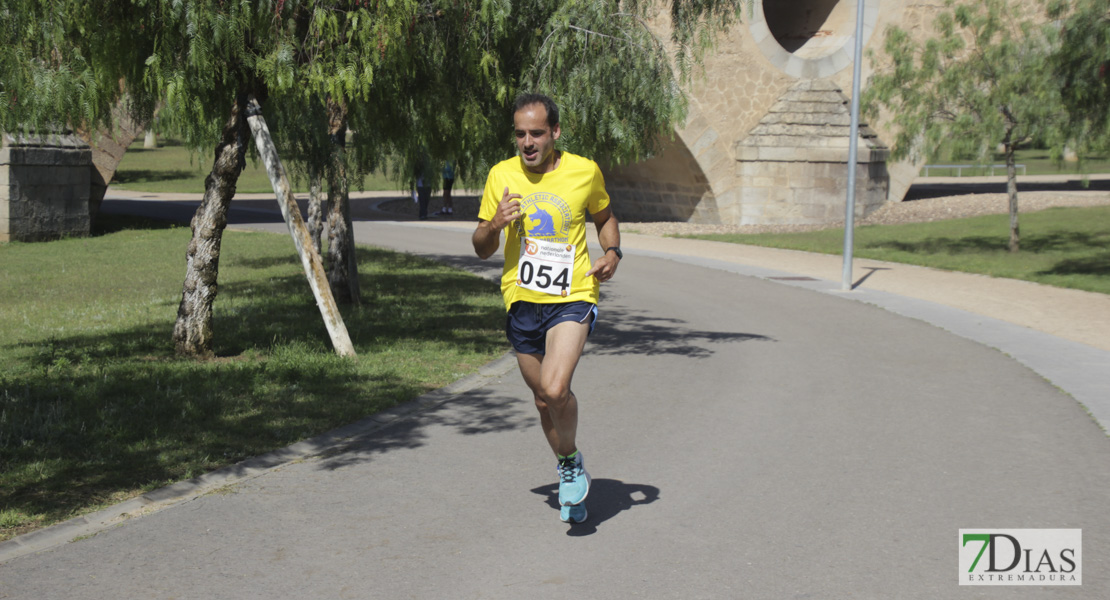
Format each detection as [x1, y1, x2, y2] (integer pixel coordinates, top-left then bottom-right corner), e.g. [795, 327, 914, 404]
[586, 207, 620, 283]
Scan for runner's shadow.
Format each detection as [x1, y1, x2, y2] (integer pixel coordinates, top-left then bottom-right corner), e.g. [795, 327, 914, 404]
[530, 479, 660, 537]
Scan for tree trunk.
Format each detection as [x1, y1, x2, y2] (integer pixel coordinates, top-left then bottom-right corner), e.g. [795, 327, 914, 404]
[325, 98, 361, 305]
[1006, 145, 1020, 252]
[1000, 110, 1020, 253]
[307, 167, 326, 255]
[172, 93, 250, 357]
[244, 96, 356, 357]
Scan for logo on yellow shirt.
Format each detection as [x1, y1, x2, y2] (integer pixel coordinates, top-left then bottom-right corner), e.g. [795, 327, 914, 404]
[520, 192, 571, 243]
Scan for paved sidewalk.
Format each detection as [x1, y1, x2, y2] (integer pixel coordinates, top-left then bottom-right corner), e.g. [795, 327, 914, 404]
[2, 194, 1107, 598]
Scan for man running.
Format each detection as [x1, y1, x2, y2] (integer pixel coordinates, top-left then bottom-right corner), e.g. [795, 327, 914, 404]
[472, 93, 622, 525]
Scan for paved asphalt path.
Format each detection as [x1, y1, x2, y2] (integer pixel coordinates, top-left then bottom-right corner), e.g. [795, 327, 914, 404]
[2, 203, 1109, 598]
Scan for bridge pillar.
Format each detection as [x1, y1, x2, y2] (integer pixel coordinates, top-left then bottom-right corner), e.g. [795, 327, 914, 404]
[1, 134, 92, 242]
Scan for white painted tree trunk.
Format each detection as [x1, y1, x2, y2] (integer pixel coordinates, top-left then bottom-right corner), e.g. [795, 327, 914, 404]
[244, 96, 356, 357]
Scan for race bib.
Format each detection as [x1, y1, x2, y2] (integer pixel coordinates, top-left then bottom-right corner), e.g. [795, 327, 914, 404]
[517, 238, 574, 296]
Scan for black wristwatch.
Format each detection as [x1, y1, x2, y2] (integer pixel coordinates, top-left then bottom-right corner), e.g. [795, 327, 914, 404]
[606, 246, 623, 260]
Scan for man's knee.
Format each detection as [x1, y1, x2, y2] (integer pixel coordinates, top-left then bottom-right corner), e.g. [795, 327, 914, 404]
[536, 382, 571, 408]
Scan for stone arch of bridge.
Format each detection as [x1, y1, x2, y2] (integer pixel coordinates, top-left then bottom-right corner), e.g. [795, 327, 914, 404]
[749, 0, 880, 79]
[604, 100, 727, 224]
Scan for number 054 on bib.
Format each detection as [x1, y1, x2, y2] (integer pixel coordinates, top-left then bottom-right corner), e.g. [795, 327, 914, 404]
[517, 238, 574, 296]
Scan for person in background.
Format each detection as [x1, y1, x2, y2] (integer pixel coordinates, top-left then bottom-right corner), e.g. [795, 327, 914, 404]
[432, 160, 456, 217]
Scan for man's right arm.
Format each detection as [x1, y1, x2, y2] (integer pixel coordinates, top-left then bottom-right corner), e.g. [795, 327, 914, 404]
[472, 186, 522, 259]
[472, 220, 502, 260]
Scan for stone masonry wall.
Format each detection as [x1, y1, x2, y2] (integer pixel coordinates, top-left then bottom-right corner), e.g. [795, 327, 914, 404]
[606, 178, 721, 224]
[1, 134, 92, 242]
[737, 159, 889, 225]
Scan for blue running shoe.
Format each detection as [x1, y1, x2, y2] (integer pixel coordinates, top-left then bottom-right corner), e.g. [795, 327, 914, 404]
[560, 502, 588, 524]
[557, 452, 590, 506]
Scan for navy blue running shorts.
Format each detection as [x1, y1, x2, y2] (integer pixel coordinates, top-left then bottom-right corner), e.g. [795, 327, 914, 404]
[505, 300, 598, 355]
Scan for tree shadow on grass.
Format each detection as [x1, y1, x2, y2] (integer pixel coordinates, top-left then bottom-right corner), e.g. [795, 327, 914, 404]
[112, 169, 199, 185]
[0, 346, 422, 535]
[92, 213, 181, 236]
[225, 254, 303, 271]
[7, 242, 504, 368]
[1037, 252, 1110, 277]
[214, 246, 506, 357]
[0, 245, 507, 538]
[1023, 231, 1110, 253]
[865, 230, 1110, 255]
[865, 235, 1008, 254]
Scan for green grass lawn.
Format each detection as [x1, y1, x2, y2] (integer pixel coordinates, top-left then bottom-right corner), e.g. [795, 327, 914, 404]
[682, 205, 1110, 295]
[921, 149, 1110, 177]
[0, 216, 506, 540]
[111, 138, 401, 194]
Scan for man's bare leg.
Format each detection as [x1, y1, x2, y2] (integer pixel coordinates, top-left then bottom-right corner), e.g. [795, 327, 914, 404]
[515, 320, 589, 457]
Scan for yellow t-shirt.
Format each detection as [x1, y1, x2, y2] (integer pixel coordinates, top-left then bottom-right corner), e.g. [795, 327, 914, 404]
[478, 152, 611, 310]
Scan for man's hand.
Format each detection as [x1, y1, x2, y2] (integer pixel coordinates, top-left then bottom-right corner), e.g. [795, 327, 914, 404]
[586, 250, 620, 283]
[490, 186, 523, 232]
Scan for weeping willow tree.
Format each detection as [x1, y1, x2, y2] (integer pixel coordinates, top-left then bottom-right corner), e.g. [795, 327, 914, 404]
[4, 0, 751, 357]
[0, 2, 150, 133]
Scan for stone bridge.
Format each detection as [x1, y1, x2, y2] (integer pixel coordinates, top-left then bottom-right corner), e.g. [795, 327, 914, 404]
[604, 0, 986, 226]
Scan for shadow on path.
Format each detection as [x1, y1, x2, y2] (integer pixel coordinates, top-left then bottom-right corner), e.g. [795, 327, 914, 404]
[852, 266, 891, 290]
[313, 389, 534, 471]
[589, 305, 773, 358]
[396, 251, 502, 282]
[530, 479, 661, 537]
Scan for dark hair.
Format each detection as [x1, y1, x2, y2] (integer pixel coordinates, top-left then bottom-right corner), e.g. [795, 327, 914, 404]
[512, 93, 559, 128]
